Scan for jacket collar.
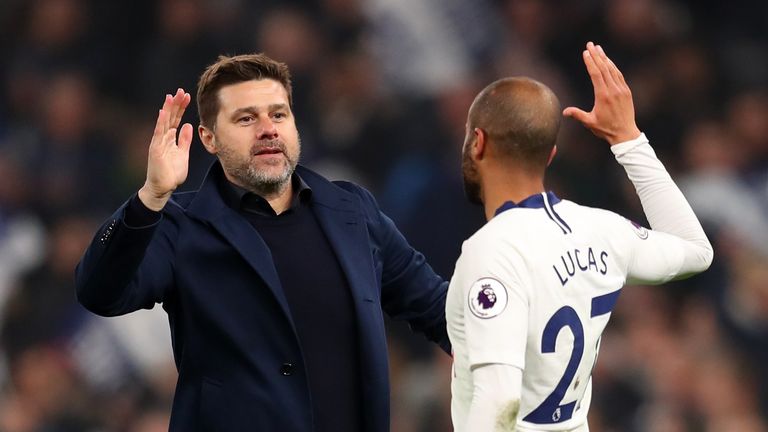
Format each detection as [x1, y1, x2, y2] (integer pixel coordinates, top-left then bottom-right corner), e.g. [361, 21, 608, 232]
[494, 191, 562, 216]
[187, 161, 357, 222]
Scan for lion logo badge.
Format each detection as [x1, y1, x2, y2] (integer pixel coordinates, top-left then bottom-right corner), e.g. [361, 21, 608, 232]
[468, 278, 508, 319]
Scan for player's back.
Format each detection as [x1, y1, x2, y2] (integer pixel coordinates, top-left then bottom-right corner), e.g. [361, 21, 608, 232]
[447, 192, 645, 431]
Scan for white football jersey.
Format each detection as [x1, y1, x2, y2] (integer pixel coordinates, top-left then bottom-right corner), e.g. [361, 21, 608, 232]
[447, 191, 691, 431]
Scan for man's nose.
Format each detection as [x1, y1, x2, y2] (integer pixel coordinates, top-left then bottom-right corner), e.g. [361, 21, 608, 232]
[256, 117, 278, 140]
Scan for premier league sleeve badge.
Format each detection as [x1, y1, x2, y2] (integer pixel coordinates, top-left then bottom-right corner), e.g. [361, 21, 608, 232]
[467, 278, 508, 319]
[628, 219, 649, 240]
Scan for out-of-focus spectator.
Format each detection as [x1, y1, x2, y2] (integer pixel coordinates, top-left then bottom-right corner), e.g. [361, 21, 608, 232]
[362, 0, 499, 96]
[0, 155, 45, 317]
[679, 120, 768, 256]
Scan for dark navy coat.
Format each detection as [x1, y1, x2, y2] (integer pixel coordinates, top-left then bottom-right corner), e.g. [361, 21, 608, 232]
[75, 162, 450, 431]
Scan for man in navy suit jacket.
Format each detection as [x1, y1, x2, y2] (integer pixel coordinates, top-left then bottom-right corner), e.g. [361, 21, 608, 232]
[75, 54, 449, 431]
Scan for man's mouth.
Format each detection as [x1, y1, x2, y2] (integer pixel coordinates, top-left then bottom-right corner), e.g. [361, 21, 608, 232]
[254, 147, 283, 156]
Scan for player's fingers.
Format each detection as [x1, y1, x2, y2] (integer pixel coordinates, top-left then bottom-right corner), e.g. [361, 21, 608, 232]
[598, 46, 624, 89]
[588, 43, 617, 90]
[582, 47, 606, 95]
[562, 106, 592, 125]
[607, 58, 628, 88]
[178, 123, 194, 153]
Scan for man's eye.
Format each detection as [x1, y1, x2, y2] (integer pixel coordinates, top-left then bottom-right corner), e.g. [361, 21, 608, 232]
[272, 112, 286, 120]
[238, 116, 254, 123]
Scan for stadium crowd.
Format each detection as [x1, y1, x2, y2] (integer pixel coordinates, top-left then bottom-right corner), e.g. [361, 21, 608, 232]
[0, 0, 766, 431]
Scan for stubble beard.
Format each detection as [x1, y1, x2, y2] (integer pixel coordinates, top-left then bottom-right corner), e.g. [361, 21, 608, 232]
[218, 137, 301, 197]
[462, 145, 483, 206]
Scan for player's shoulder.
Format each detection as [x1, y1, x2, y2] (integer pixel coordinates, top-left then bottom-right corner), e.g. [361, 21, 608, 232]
[463, 216, 516, 250]
[556, 199, 617, 220]
[558, 199, 641, 234]
[454, 220, 529, 300]
[458, 217, 528, 271]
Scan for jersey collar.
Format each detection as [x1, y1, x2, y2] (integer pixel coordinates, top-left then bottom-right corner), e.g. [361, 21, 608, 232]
[494, 191, 561, 216]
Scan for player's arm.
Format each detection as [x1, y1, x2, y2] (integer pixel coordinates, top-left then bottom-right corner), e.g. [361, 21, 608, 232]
[458, 240, 529, 431]
[466, 363, 523, 431]
[611, 134, 712, 282]
[564, 42, 713, 282]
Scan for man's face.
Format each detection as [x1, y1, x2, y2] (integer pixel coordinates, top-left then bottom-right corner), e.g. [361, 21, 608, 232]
[209, 79, 301, 192]
[461, 126, 482, 206]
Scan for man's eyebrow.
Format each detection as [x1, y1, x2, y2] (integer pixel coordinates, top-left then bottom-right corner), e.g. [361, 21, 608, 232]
[229, 104, 289, 118]
[268, 103, 289, 111]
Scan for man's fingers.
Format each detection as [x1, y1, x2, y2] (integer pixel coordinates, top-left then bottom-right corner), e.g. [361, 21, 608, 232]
[582, 47, 606, 96]
[600, 48, 624, 89]
[162, 127, 177, 150]
[161, 94, 173, 132]
[587, 43, 615, 89]
[607, 58, 628, 87]
[168, 89, 186, 128]
[178, 123, 194, 153]
[593, 43, 624, 92]
[152, 109, 168, 146]
[562, 106, 591, 125]
[168, 89, 181, 126]
[176, 93, 191, 127]
[174, 89, 190, 127]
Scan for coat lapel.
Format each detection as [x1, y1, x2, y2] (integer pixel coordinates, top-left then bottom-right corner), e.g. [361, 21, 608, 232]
[186, 163, 293, 320]
[298, 167, 378, 304]
[184, 163, 379, 323]
[312, 204, 376, 302]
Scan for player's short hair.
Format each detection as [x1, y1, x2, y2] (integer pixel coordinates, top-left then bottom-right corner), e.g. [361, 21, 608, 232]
[468, 77, 561, 172]
[196, 53, 293, 129]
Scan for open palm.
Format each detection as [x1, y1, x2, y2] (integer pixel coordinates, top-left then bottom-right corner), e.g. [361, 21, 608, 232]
[140, 89, 193, 211]
[563, 42, 641, 145]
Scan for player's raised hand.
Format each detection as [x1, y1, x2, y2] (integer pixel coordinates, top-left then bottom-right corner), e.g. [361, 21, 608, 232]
[139, 88, 193, 211]
[563, 42, 641, 145]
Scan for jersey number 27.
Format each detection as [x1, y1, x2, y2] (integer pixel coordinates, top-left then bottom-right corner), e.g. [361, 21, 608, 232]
[523, 290, 621, 424]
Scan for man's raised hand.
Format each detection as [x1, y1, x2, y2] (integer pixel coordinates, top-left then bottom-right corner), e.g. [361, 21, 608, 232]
[563, 42, 641, 145]
[139, 89, 193, 211]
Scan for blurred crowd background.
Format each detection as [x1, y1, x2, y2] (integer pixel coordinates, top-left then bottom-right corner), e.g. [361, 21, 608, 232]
[0, 0, 767, 431]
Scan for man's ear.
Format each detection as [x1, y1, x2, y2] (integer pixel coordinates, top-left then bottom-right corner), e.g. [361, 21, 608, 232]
[199, 125, 216, 154]
[472, 127, 488, 161]
[546, 145, 557, 167]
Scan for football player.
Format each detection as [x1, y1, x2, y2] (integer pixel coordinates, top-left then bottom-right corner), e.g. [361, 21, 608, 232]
[447, 42, 713, 431]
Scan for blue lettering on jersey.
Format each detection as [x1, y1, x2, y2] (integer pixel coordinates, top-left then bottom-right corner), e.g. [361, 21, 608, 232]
[553, 247, 609, 286]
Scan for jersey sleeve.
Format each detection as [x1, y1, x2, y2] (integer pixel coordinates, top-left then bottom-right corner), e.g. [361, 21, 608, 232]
[611, 134, 713, 284]
[609, 215, 690, 284]
[464, 364, 523, 431]
[456, 238, 529, 369]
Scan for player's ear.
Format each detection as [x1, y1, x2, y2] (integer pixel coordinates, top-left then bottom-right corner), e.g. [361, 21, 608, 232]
[473, 127, 487, 160]
[546, 145, 557, 167]
[199, 125, 217, 154]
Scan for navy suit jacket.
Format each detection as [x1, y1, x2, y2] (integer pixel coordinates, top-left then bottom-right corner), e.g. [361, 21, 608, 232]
[75, 162, 450, 431]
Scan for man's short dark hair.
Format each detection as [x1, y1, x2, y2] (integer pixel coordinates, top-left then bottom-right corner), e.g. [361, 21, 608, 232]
[197, 53, 293, 129]
[468, 77, 561, 172]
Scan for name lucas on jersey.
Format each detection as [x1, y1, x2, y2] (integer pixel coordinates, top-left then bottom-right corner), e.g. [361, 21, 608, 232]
[553, 247, 608, 286]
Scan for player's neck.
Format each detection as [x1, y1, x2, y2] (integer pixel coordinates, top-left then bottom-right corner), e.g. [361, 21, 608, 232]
[481, 168, 545, 221]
